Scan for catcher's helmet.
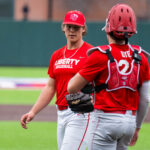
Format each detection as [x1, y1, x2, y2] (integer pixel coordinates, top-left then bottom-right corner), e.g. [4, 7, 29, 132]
[104, 3, 137, 39]
[63, 10, 85, 26]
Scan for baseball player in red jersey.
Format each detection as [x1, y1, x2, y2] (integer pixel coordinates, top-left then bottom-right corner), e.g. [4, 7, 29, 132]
[67, 4, 150, 150]
[20, 10, 93, 150]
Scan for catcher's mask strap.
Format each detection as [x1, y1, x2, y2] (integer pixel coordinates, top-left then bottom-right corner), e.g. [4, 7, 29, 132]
[132, 49, 142, 63]
[106, 49, 115, 62]
[124, 32, 129, 38]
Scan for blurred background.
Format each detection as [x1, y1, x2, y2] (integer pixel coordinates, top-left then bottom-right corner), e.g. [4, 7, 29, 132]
[0, 0, 150, 67]
[0, 1, 150, 150]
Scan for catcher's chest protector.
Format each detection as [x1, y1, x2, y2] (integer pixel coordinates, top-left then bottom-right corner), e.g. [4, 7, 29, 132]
[88, 45, 141, 92]
[106, 58, 140, 91]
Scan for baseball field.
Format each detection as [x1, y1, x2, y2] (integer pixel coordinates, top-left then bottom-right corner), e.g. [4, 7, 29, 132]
[0, 66, 150, 150]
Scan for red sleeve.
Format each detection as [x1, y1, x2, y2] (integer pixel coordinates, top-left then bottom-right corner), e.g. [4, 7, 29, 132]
[139, 53, 150, 84]
[79, 51, 107, 82]
[48, 52, 56, 79]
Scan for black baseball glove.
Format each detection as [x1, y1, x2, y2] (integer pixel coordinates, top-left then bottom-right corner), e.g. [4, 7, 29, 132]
[65, 92, 94, 113]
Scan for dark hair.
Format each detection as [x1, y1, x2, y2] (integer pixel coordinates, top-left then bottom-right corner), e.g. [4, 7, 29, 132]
[109, 32, 126, 42]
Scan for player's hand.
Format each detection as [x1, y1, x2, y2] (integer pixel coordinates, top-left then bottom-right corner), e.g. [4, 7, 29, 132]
[129, 128, 140, 146]
[20, 112, 35, 129]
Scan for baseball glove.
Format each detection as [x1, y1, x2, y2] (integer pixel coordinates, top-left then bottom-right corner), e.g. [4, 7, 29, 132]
[65, 92, 94, 113]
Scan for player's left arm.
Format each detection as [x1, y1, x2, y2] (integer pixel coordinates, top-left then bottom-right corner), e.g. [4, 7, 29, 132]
[136, 53, 150, 128]
[130, 53, 150, 146]
[130, 81, 150, 146]
[136, 81, 150, 128]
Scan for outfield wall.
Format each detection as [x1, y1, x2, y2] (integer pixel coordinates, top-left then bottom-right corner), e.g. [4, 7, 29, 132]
[0, 20, 150, 66]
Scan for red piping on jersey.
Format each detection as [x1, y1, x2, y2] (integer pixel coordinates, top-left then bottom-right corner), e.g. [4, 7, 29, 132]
[78, 113, 90, 150]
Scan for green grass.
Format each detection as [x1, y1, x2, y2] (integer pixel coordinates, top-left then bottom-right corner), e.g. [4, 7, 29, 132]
[0, 122, 149, 150]
[0, 66, 48, 78]
[0, 121, 57, 150]
[0, 66, 150, 150]
[129, 123, 150, 150]
[0, 89, 56, 105]
[0, 89, 41, 104]
[0, 67, 56, 105]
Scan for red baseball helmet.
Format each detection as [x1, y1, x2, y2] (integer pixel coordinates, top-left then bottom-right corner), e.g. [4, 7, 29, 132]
[63, 10, 86, 26]
[104, 3, 137, 39]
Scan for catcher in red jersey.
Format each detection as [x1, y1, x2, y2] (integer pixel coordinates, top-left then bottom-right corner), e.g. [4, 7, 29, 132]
[20, 10, 93, 150]
[67, 4, 150, 150]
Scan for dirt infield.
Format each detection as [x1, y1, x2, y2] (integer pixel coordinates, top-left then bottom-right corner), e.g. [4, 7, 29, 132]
[0, 105, 57, 122]
[0, 104, 150, 122]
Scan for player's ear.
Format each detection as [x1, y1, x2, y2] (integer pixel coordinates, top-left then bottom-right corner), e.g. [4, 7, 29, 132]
[61, 24, 65, 32]
[82, 25, 87, 36]
[82, 26, 86, 32]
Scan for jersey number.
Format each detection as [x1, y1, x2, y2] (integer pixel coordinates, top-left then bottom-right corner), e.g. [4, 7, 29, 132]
[118, 60, 129, 73]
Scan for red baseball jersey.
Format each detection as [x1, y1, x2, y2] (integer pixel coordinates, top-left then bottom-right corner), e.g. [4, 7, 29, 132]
[79, 43, 150, 111]
[48, 42, 93, 106]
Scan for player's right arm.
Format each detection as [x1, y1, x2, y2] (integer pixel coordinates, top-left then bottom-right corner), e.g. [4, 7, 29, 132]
[20, 77, 56, 129]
